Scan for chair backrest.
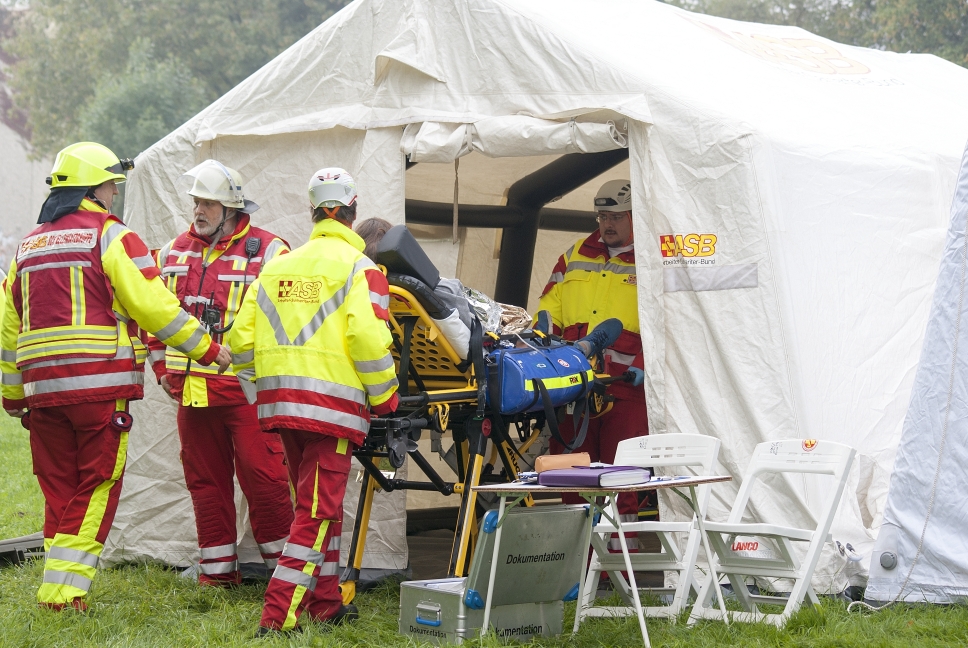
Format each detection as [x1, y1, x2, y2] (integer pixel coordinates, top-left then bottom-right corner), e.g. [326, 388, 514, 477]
[727, 438, 856, 525]
[614, 433, 722, 516]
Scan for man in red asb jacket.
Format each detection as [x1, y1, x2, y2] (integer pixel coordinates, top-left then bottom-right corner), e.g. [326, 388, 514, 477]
[0, 142, 231, 610]
[536, 179, 648, 544]
[147, 160, 293, 586]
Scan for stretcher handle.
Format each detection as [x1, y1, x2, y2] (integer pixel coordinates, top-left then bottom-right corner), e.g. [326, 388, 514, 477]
[596, 371, 634, 386]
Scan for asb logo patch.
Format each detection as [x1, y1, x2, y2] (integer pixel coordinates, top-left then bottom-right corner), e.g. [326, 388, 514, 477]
[18, 228, 98, 260]
[802, 439, 818, 452]
[660, 234, 717, 258]
[277, 279, 323, 303]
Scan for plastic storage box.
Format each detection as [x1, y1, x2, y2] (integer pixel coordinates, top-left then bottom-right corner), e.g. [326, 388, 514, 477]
[399, 504, 589, 644]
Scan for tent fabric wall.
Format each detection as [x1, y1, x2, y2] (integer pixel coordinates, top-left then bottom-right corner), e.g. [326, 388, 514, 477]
[866, 141, 968, 603]
[109, 0, 968, 591]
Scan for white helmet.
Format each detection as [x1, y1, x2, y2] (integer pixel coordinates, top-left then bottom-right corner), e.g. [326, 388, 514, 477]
[309, 167, 357, 209]
[180, 159, 259, 213]
[594, 179, 632, 213]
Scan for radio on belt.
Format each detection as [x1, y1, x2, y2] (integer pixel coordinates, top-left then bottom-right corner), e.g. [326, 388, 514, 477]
[398, 504, 588, 644]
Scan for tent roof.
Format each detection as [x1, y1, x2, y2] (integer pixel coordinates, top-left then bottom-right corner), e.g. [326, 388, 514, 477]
[174, 0, 968, 150]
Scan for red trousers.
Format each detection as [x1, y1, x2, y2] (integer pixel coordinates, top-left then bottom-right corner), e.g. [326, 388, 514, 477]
[260, 430, 350, 631]
[29, 400, 129, 604]
[177, 404, 293, 585]
[550, 395, 649, 548]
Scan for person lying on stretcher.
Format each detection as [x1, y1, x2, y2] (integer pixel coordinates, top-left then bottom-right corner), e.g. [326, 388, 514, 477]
[354, 217, 622, 364]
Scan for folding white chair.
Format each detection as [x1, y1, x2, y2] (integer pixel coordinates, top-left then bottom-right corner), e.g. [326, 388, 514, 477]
[689, 439, 856, 627]
[579, 433, 722, 622]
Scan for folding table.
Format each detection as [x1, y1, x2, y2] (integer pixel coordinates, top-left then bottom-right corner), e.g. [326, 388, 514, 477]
[474, 475, 732, 648]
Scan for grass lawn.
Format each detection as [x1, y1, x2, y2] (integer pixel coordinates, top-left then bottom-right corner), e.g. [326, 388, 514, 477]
[1, 416, 967, 646]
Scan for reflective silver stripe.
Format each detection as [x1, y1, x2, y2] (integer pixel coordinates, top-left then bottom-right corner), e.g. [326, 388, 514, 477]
[603, 262, 635, 275]
[130, 255, 155, 270]
[18, 327, 115, 344]
[159, 241, 173, 265]
[328, 536, 341, 552]
[154, 310, 193, 342]
[184, 295, 211, 306]
[1, 350, 16, 362]
[24, 371, 144, 397]
[17, 260, 91, 276]
[264, 238, 287, 261]
[113, 310, 129, 324]
[547, 272, 564, 284]
[319, 561, 339, 577]
[172, 326, 206, 355]
[232, 349, 255, 365]
[272, 565, 316, 589]
[199, 543, 237, 560]
[354, 354, 394, 373]
[162, 265, 189, 275]
[256, 285, 290, 346]
[199, 560, 239, 575]
[364, 377, 399, 397]
[100, 222, 127, 255]
[149, 349, 166, 364]
[256, 375, 365, 405]
[290, 258, 374, 347]
[258, 401, 368, 432]
[219, 254, 263, 264]
[42, 569, 92, 591]
[169, 249, 201, 258]
[282, 543, 325, 566]
[237, 368, 255, 382]
[218, 274, 254, 284]
[27, 347, 135, 369]
[565, 261, 604, 274]
[48, 546, 99, 568]
[258, 536, 289, 556]
[2, 373, 22, 385]
[369, 291, 389, 310]
[605, 349, 636, 366]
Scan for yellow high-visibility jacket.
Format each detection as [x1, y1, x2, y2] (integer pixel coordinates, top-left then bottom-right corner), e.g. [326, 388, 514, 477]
[0, 199, 219, 409]
[538, 231, 642, 400]
[229, 218, 398, 446]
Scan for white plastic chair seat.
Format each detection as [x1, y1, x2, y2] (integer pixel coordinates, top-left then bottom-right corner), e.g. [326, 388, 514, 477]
[702, 522, 815, 542]
[593, 521, 693, 535]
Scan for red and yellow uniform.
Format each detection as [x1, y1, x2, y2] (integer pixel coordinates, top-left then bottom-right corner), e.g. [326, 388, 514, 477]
[147, 214, 293, 585]
[1, 199, 220, 606]
[230, 217, 397, 630]
[539, 231, 646, 532]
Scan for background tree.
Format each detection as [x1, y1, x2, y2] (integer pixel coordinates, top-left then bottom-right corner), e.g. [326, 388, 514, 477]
[5, 0, 349, 158]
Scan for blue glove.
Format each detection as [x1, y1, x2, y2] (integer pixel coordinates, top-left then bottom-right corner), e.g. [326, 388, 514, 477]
[628, 367, 644, 387]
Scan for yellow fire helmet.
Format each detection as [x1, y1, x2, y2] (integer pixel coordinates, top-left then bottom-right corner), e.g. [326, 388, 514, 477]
[46, 142, 133, 189]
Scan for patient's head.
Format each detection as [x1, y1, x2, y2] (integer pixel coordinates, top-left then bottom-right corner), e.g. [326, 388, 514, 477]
[356, 217, 393, 261]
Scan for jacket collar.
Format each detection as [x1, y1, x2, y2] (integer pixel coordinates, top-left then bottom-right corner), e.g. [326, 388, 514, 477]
[310, 218, 365, 252]
[187, 214, 251, 250]
[577, 230, 635, 264]
[79, 198, 108, 214]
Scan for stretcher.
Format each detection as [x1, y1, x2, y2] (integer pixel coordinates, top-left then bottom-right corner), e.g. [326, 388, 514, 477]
[339, 229, 621, 604]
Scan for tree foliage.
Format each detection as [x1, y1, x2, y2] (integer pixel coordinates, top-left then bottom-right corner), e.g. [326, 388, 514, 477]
[5, 0, 349, 158]
[667, 0, 967, 68]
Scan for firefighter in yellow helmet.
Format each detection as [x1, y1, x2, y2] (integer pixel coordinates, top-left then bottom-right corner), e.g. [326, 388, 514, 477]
[230, 167, 398, 635]
[0, 142, 231, 611]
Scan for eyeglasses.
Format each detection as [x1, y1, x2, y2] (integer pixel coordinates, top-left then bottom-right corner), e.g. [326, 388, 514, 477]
[596, 212, 630, 224]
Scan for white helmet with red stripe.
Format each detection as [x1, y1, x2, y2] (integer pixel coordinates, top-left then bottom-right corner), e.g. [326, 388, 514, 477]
[309, 168, 357, 209]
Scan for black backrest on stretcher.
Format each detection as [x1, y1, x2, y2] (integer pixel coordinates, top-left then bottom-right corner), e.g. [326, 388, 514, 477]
[376, 225, 440, 289]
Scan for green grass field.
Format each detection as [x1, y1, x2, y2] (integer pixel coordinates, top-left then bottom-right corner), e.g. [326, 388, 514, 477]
[1, 416, 967, 646]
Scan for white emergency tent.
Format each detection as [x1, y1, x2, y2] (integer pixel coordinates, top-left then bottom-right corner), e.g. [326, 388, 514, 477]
[866, 142, 968, 604]
[103, 0, 968, 593]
